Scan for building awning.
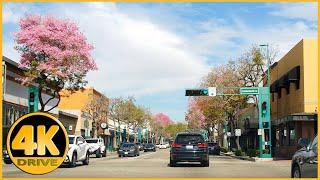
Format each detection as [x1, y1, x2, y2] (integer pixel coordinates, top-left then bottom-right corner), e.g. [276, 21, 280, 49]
[272, 113, 317, 125]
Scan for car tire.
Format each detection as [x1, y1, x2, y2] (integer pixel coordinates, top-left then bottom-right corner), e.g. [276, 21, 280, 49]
[102, 150, 107, 157]
[3, 159, 12, 164]
[201, 160, 209, 167]
[118, 155, 122, 158]
[170, 159, 176, 167]
[70, 153, 77, 168]
[96, 149, 102, 158]
[292, 164, 301, 178]
[83, 152, 90, 165]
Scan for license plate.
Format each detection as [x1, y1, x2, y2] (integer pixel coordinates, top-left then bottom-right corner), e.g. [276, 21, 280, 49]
[186, 145, 193, 149]
[124, 152, 128, 155]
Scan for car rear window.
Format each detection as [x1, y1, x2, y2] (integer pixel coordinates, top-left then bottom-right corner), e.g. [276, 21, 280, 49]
[146, 144, 154, 147]
[86, 139, 98, 143]
[121, 143, 134, 148]
[175, 134, 204, 144]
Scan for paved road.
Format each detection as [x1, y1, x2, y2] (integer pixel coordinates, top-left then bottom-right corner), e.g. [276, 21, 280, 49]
[3, 149, 291, 178]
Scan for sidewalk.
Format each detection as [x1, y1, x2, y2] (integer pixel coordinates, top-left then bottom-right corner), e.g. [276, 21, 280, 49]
[222, 152, 274, 162]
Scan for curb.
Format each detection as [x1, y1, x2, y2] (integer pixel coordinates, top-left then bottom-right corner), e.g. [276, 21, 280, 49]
[222, 152, 256, 162]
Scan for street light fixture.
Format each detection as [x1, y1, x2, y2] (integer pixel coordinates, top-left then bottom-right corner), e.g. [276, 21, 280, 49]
[259, 44, 270, 87]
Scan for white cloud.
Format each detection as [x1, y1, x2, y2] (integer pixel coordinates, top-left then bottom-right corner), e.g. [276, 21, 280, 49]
[55, 3, 209, 97]
[3, 3, 31, 24]
[3, 40, 19, 61]
[269, 3, 317, 22]
[2, 2, 317, 98]
[187, 16, 317, 62]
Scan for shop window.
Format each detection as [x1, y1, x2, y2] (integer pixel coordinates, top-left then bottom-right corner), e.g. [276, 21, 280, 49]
[289, 129, 295, 145]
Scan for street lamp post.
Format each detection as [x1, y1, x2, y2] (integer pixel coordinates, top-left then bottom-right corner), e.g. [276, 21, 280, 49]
[259, 44, 270, 87]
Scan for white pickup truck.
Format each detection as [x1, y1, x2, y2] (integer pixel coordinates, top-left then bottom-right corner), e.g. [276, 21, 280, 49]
[86, 138, 106, 158]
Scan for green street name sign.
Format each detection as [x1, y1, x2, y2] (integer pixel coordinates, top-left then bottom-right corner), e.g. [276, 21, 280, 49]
[240, 87, 259, 95]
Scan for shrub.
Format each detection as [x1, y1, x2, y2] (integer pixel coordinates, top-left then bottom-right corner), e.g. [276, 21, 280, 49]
[220, 147, 228, 153]
[246, 149, 257, 157]
[235, 150, 243, 156]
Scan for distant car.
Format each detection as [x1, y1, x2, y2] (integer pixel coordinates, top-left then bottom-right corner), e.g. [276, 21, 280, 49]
[135, 142, 144, 151]
[164, 142, 170, 148]
[64, 135, 90, 167]
[2, 150, 12, 164]
[86, 137, 106, 158]
[291, 135, 317, 178]
[170, 132, 209, 167]
[208, 142, 220, 155]
[144, 143, 156, 152]
[159, 144, 167, 149]
[155, 144, 161, 148]
[118, 143, 140, 157]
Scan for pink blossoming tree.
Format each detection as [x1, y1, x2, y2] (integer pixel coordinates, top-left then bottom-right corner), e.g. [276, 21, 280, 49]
[186, 98, 206, 129]
[15, 15, 97, 112]
[154, 113, 172, 126]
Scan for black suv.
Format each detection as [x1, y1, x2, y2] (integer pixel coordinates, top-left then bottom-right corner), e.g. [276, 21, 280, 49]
[291, 135, 317, 178]
[170, 132, 209, 167]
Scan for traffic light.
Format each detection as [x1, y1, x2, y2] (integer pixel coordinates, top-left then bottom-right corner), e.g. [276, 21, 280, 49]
[185, 89, 209, 96]
[261, 101, 267, 118]
[28, 86, 39, 113]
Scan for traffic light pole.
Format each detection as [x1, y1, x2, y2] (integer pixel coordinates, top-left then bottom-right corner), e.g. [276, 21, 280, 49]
[186, 86, 272, 158]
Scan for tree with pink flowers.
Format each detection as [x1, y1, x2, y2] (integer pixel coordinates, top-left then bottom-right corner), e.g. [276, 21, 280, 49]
[15, 15, 97, 112]
[154, 113, 172, 126]
[186, 98, 206, 129]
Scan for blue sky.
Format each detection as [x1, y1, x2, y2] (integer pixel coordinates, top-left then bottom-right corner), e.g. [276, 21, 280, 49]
[3, 2, 317, 121]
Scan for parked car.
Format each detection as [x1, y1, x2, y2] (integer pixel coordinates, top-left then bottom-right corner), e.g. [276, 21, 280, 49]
[164, 142, 170, 148]
[2, 149, 12, 164]
[135, 142, 144, 151]
[208, 142, 220, 155]
[86, 137, 106, 158]
[64, 135, 90, 167]
[118, 143, 140, 157]
[170, 132, 209, 167]
[144, 143, 156, 152]
[291, 135, 317, 178]
[159, 144, 167, 149]
[155, 144, 161, 148]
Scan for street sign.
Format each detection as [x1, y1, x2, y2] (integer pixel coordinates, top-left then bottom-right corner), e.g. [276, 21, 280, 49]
[208, 87, 216, 96]
[235, 129, 241, 136]
[240, 87, 259, 95]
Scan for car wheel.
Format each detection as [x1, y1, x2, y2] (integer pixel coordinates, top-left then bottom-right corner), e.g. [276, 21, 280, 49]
[3, 159, 12, 164]
[70, 153, 77, 168]
[102, 150, 107, 157]
[292, 165, 301, 178]
[170, 159, 176, 167]
[83, 152, 90, 165]
[201, 160, 209, 167]
[118, 155, 122, 157]
[96, 149, 102, 158]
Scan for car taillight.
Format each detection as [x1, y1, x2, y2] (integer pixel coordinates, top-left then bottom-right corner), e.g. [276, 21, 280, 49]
[197, 143, 208, 148]
[172, 143, 182, 148]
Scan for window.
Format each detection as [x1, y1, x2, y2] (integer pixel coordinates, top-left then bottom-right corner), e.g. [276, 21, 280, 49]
[289, 129, 295, 145]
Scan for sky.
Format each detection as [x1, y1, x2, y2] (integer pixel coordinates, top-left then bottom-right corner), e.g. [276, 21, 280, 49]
[3, 2, 317, 122]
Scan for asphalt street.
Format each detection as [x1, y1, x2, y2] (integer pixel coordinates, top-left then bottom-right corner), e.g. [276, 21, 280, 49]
[3, 149, 291, 178]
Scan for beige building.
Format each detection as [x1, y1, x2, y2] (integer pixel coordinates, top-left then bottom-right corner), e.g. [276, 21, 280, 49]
[268, 39, 318, 158]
